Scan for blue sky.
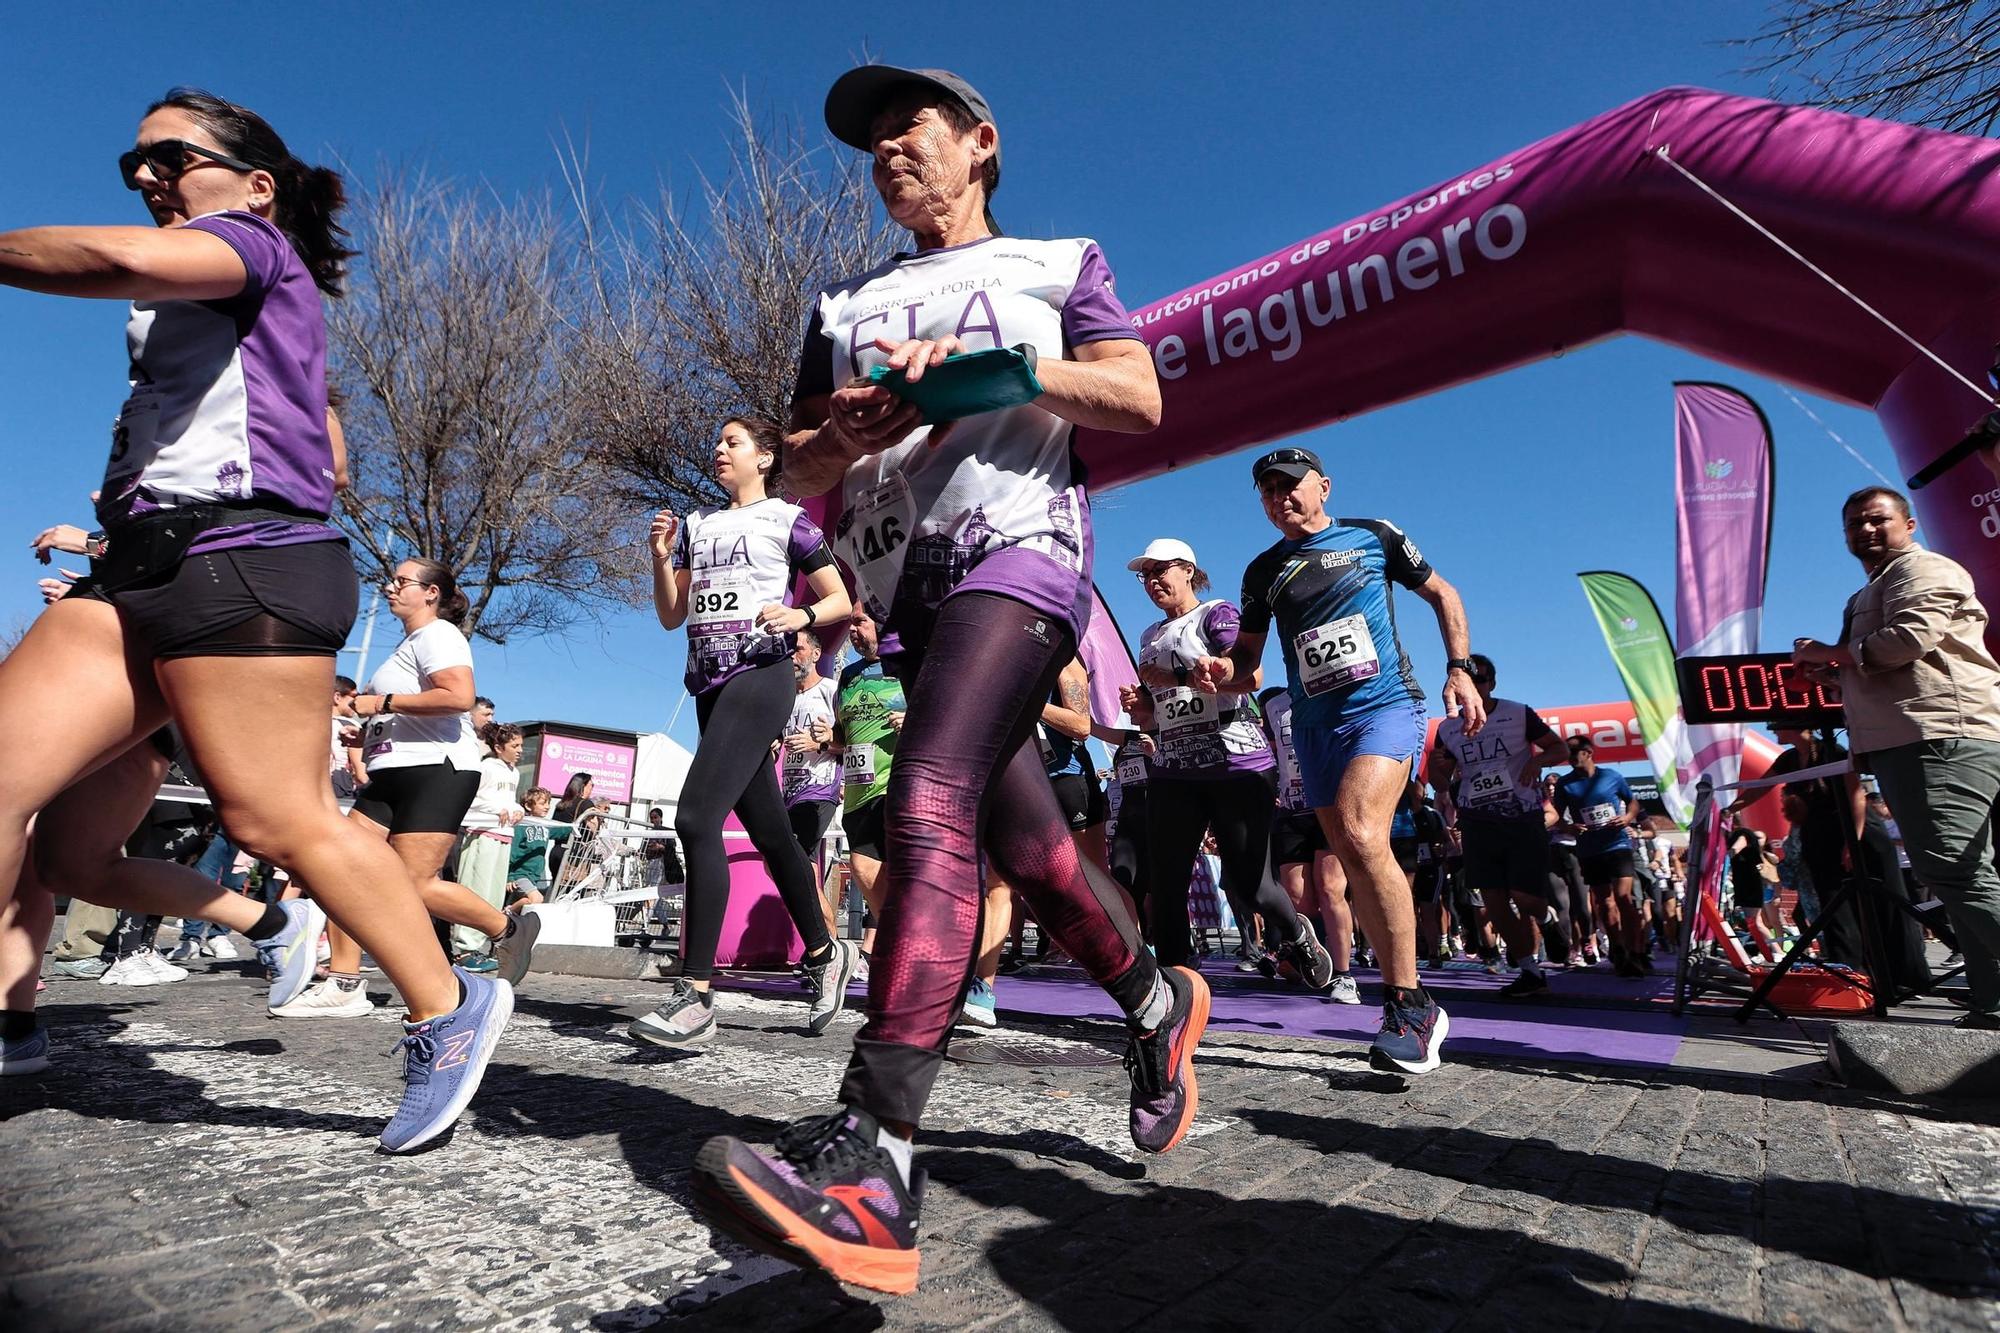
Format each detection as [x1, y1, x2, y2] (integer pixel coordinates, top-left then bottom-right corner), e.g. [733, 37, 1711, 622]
[0, 3, 1902, 761]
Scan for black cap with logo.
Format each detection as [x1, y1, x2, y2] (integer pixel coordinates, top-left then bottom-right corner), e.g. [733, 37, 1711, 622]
[1251, 446, 1324, 485]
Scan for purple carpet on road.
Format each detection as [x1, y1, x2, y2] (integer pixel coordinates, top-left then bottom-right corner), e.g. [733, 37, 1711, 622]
[717, 959, 1687, 1070]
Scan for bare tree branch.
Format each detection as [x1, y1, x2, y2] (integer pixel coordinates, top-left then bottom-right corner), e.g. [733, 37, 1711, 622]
[1742, 0, 2000, 135]
[329, 175, 638, 644]
[567, 91, 896, 512]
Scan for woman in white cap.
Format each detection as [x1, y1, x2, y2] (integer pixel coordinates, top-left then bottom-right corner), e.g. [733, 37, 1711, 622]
[1129, 538, 1335, 984]
[690, 63, 1205, 1294]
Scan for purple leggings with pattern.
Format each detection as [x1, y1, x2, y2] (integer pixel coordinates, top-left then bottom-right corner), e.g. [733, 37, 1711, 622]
[838, 592, 1159, 1127]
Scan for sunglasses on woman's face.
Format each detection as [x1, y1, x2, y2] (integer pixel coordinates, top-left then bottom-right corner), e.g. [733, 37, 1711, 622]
[119, 139, 257, 190]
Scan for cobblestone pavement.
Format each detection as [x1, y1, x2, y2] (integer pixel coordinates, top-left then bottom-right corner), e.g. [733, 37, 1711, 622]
[4, 959, 1998, 1332]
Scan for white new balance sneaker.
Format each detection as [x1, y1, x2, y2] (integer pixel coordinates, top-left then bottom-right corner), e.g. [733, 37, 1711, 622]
[271, 977, 373, 1019]
[201, 936, 239, 961]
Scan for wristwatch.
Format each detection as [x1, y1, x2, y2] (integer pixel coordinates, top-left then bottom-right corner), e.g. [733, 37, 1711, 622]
[803, 604, 818, 628]
[85, 530, 110, 560]
[1446, 658, 1477, 675]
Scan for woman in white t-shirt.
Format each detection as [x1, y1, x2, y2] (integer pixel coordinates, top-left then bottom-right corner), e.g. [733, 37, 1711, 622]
[295, 560, 539, 1014]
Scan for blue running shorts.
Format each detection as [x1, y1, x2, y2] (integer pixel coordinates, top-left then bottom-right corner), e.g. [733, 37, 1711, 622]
[1295, 703, 1427, 809]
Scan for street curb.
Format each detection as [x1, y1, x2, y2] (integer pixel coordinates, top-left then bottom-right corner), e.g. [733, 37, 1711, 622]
[1827, 1021, 2000, 1098]
[527, 944, 664, 981]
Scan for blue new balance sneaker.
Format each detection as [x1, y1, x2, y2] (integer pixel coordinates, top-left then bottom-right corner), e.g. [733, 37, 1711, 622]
[1369, 990, 1450, 1076]
[1, 1026, 50, 1076]
[262, 899, 326, 1012]
[379, 967, 513, 1154]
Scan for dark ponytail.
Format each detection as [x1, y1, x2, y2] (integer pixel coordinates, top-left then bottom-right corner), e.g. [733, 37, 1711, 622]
[405, 557, 472, 625]
[148, 86, 356, 297]
[725, 414, 787, 496]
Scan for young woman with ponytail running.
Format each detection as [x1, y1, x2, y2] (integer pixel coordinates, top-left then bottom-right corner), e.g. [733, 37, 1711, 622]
[629, 416, 855, 1048]
[0, 89, 507, 1150]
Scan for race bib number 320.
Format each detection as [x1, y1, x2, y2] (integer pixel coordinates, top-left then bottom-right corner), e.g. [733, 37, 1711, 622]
[1294, 614, 1380, 696]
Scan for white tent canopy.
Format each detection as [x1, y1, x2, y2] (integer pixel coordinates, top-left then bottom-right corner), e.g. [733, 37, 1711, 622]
[629, 732, 694, 816]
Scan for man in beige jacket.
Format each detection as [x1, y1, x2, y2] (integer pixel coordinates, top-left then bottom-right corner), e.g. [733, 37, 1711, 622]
[1793, 487, 2000, 1028]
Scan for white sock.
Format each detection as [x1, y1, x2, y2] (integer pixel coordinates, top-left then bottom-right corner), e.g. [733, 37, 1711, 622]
[875, 1124, 915, 1187]
[1135, 974, 1174, 1032]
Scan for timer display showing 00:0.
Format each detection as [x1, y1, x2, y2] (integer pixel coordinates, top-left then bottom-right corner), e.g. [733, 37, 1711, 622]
[1690, 661, 1840, 719]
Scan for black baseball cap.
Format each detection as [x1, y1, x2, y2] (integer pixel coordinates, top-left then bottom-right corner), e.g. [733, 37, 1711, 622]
[1251, 446, 1324, 485]
[825, 65, 1000, 169]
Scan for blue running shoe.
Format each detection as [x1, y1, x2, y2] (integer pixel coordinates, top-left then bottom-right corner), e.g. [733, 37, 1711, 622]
[1, 1026, 50, 1076]
[263, 899, 326, 1012]
[1369, 991, 1449, 1076]
[958, 979, 997, 1029]
[379, 968, 514, 1154]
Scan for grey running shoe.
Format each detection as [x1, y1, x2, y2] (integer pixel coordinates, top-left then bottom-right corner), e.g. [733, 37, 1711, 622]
[630, 979, 717, 1047]
[51, 957, 108, 980]
[802, 940, 858, 1036]
[490, 911, 542, 987]
[1278, 918, 1336, 991]
[1327, 974, 1362, 1005]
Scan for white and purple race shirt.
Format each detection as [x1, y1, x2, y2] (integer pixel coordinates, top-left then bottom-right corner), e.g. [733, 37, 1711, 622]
[1262, 690, 1310, 813]
[782, 675, 840, 807]
[101, 210, 341, 554]
[1139, 599, 1275, 782]
[673, 498, 835, 695]
[794, 237, 1138, 653]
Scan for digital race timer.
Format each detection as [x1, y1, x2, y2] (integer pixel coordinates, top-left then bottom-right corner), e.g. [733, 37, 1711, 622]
[1675, 652, 1845, 729]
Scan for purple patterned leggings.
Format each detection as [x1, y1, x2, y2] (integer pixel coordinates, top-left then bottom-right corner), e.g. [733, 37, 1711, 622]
[837, 593, 1157, 1127]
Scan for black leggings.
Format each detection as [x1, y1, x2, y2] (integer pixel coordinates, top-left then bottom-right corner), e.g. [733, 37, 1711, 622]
[1546, 843, 1591, 963]
[1110, 788, 1152, 939]
[677, 661, 833, 982]
[1146, 769, 1302, 967]
[840, 593, 1157, 1127]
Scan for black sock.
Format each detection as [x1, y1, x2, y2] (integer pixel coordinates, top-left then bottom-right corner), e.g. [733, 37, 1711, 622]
[1, 1010, 36, 1041]
[803, 942, 833, 967]
[457, 976, 468, 1009]
[247, 904, 289, 941]
[1390, 985, 1431, 1009]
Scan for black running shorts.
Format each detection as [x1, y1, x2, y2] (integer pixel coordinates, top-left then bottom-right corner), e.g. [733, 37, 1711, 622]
[349, 762, 480, 836]
[72, 538, 357, 661]
[1579, 848, 1639, 888]
[1268, 807, 1328, 869]
[1049, 771, 1104, 832]
[1459, 814, 1553, 902]
[844, 796, 887, 862]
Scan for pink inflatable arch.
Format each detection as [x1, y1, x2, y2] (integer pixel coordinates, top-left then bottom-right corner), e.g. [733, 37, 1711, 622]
[1080, 87, 2000, 628]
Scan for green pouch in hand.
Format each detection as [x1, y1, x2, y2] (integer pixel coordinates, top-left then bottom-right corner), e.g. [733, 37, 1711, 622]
[867, 345, 1043, 424]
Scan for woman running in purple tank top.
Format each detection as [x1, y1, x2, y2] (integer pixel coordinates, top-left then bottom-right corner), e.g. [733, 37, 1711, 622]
[0, 88, 506, 1152]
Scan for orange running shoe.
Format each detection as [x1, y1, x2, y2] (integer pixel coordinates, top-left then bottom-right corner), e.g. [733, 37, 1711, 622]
[1124, 964, 1210, 1154]
[692, 1108, 924, 1294]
